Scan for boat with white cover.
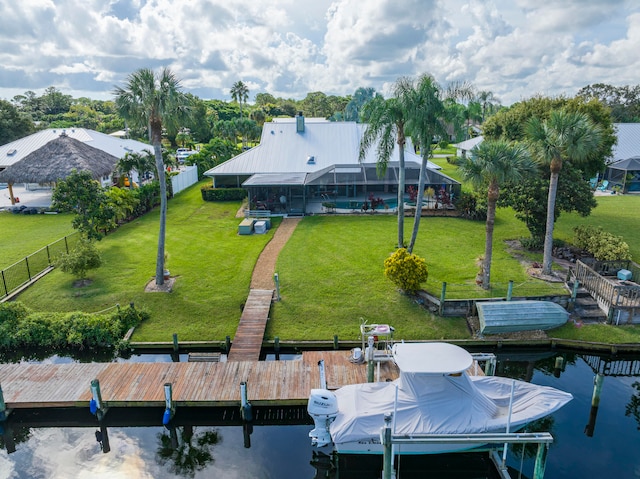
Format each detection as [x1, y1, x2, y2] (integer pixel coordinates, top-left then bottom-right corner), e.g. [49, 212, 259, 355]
[308, 342, 572, 455]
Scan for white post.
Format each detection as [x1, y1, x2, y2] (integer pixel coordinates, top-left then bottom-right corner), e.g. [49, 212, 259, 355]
[318, 360, 327, 389]
[502, 380, 516, 467]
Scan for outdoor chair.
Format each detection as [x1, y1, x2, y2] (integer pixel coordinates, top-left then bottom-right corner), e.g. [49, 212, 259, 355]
[597, 180, 609, 191]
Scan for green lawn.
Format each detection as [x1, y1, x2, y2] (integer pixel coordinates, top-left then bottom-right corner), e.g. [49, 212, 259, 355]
[7, 180, 640, 345]
[16, 181, 277, 342]
[0, 211, 75, 269]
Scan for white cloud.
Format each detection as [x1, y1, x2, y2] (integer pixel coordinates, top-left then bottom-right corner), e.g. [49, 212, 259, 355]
[0, 0, 638, 105]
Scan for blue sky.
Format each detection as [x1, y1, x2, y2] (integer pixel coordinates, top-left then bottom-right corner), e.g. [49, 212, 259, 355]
[0, 0, 638, 105]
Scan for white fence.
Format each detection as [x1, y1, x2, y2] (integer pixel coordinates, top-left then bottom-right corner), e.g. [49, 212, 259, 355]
[171, 165, 198, 195]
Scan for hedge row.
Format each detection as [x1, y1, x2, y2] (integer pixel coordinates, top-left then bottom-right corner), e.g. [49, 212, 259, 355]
[201, 186, 247, 202]
[0, 302, 148, 352]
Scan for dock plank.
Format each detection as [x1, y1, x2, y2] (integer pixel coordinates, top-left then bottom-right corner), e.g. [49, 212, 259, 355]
[227, 289, 274, 362]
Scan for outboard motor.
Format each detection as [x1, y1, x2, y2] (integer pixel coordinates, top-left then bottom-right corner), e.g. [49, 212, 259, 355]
[308, 359, 338, 447]
[307, 388, 338, 447]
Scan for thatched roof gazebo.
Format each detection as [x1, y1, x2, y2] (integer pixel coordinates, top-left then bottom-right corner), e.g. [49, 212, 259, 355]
[0, 133, 119, 205]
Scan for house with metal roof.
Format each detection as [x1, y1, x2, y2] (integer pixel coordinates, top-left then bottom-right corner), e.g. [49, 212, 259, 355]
[204, 115, 460, 214]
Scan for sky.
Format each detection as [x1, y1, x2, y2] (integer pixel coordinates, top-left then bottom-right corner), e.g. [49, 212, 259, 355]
[0, 0, 639, 106]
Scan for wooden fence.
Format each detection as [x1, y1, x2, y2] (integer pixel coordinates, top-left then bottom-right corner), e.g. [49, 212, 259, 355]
[1, 232, 79, 300]
[574, 260, 640, 324]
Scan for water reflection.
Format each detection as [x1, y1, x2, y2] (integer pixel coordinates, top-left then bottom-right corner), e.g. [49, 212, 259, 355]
[625, 381, 640, 430]
[1, 350, 640, 478]
[156, 425, 220, 478]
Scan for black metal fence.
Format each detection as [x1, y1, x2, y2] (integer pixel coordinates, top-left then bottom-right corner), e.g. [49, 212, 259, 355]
[1, 232, 79, 299]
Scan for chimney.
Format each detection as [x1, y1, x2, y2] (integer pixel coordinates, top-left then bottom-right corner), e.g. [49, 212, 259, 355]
[296, 111, 305, 133]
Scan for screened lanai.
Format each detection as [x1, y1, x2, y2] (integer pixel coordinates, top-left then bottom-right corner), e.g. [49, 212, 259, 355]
[242, 161, 461, 215]
[605, 157, 640, 193]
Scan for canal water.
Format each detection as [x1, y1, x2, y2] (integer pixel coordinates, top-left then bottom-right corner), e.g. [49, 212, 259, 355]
[1, 350, 639, 478]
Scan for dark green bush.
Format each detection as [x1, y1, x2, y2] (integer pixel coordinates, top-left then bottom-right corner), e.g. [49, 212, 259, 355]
[0, 302, 148, 352]
[457, 191, 487, 221]
[201, 186, 247, 202]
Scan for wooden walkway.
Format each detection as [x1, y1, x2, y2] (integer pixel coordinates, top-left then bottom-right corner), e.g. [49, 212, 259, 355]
[227, 289, 274, 361]
[0, 351, 399, 410]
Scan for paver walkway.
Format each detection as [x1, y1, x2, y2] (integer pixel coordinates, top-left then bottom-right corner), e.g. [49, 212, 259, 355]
[250, 217, 301, 289]
[227, 217, 302, 361]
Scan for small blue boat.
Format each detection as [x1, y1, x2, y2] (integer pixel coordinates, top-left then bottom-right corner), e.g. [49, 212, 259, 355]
[477, 300, 569, 335]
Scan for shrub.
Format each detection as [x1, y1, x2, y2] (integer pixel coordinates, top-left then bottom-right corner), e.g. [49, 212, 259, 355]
[201, 186, 247, 202]
[0, 302, 148, 352]
[55, 238, 102, 280]
[457, 191, 487, 221]
[383, 248, 429, 294]
[573, 225, 632, 261]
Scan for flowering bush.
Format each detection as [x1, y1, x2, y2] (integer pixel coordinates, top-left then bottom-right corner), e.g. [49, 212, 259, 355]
[383, 248, 428, 294]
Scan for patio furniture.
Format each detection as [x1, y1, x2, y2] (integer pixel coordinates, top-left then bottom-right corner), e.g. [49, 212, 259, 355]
[597, 180, 609, 191]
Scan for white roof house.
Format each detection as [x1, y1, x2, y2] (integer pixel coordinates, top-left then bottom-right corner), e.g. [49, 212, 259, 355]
[453, 136, 484, 158]
[0, 128, 152, 170]
[205, 116, 454, 184]
[204, 116, 459, 213]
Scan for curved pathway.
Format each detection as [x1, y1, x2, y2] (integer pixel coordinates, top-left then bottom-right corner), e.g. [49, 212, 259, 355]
[250, 217, 301, 289]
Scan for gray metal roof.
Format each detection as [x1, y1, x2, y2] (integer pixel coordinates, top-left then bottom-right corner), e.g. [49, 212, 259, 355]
[0, 128, 152, 169]
[608, 156, 640, 171]
[610, 123, 640, 162]
[204, 118, 441, 177]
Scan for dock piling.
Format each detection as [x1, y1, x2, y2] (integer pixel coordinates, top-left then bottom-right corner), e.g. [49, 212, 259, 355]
[163, 383, 175, 426]
[240, 381, 254, 448]
[172, 333, 179, 353]
[585, 373, 604, 437]
[90, 379, 106, 421]
[0, 384, 6, 421]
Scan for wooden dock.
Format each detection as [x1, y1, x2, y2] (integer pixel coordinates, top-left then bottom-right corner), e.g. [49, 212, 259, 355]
[227, 289, 274, 362]
[0, 351, 400, 410]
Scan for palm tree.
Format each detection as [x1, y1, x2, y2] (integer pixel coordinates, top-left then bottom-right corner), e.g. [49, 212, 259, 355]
[458, 140, 535, 289]
[114, 67, 190, 285]
[360, 95, 408, 248]
[526, 109, 603, 275]
[403, 75, 474, 253]
[477, 90, 499, 122]
[230, 81, 249, 118]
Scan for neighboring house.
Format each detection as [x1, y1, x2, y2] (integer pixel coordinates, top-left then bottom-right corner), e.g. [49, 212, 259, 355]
[204, 115, 460, 214]
[453, 136, 484, 158]
[0, 128, 153, 206]
[0, 128, 152, 186]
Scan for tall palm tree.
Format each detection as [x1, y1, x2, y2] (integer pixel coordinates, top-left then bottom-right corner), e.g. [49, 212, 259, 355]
[458, 140, 535, 289]
[230, 80, 249, 118]
[526, 109, 603, 275]
[477, 90, 499, 122]
[360, 95, 408, 248]
[114, 67, 190, 285]
[403, 75, 474, 253]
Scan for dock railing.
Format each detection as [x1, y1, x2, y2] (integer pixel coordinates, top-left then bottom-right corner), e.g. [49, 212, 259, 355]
[574, 259, 640, 324]
[1, 232, 79, 300]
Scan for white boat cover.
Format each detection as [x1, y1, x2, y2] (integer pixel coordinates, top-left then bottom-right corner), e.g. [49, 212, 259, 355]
[329, 343, 572, 446]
